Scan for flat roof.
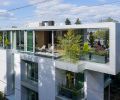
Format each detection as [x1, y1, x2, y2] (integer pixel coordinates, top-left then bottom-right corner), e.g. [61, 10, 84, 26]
[0, 22, 116, 31]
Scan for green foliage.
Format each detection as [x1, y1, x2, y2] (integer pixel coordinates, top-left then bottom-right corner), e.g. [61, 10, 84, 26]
[75, 18, 81, 25]
[82, 42, 90, 54]
[94, 30, 106, 39]
[0, 91, 5, 100]
[58, 29, 81, 63]
[88, 33, 94, 47]
[65, 18, 71, 25]
[94, 50, 107, 56]
[5, 38, 10, 47]
[94, 30, 109, 48]
[99, 17, 118, 22]
[0, 35, 2, 43]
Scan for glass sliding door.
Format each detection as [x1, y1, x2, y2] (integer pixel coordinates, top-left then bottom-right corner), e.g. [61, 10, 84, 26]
[27, 31, 33, 52]
[16, 31, 24, 51]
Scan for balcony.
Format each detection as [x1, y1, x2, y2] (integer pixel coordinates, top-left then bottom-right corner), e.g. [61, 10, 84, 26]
[55, 29, 109, 64]
[56, 71, 84, 100]
[58, 84, 84, 100]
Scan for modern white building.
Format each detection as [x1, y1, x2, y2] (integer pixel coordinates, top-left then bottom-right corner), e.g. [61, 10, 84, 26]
[0, 22, 119, 100]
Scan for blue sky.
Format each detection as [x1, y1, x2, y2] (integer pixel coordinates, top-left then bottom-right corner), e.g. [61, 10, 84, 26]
[0, 0, 120, 27]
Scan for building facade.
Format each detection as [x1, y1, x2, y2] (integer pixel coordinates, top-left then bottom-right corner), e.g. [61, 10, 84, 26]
[0, 22, 119, 100]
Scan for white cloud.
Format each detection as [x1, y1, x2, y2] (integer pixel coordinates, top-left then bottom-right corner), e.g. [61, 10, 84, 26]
[27, 0, 120, 24]
[0, 1, 11, 6]
[0, 10, 14, 20]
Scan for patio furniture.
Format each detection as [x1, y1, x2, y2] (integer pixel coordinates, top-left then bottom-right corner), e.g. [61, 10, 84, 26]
[47, 46, 58, 53]
[37, 45, 46, 52]
[47, 46, 53, 53]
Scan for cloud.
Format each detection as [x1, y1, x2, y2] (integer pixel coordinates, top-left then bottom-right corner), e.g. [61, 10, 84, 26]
[0, 10, 14, 20]
[0, 1, 11, 6]
[27, 0, 120, 24]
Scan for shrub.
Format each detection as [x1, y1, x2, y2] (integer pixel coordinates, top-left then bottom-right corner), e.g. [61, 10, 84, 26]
[82, 42, 90, 55]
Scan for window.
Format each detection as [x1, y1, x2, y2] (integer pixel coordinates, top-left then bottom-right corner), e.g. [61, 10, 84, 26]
[4, 31, 11, 49]
[16, 31, 24, 50]
[27, 89, 38, 100]
[27, 31, 33, 52]
[27, 61, 38, 82]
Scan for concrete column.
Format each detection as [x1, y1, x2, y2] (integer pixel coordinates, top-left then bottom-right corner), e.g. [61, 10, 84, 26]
[52, 30, 54, 55]
[10, 31, 13, 49]
[33, 30, 35, 53]
[14, 53, 21, 100]
[84, 70, 104, 100]
[13, 31, 16, 50]
[38, 57, 55, 100]
[24, 31, 27, 52]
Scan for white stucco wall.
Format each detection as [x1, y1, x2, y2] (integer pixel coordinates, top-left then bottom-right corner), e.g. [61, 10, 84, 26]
[84, 70, 104, 100]
[14, 53, 21, 100]
[0, 49, 7, 93]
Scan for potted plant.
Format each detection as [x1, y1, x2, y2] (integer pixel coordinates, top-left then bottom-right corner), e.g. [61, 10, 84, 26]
[81, 42, 91, 60]
[91, 49, 108, 63]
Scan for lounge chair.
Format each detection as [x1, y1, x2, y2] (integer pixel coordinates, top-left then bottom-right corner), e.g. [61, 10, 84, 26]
[46, 46, 53, 53]
[47, 46, 57, 53]
[37, 45, 46, 52]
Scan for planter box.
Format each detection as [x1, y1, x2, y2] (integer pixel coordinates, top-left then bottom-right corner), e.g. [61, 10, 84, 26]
[80, 54, 90, 61]
[91, 54, 108, 63]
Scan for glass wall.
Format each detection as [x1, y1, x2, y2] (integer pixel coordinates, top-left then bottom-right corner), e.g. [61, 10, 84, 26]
[0, 32, 3, 48]
[27, 61, 38, 82]
[27, 31, 33, 52]
[4, 31, 11, 49]
[27, 88, 38, 100]
[16, 31, 24, 51]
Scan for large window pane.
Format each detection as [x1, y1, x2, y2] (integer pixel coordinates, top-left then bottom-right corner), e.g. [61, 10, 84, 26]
[4, 31, 11, 49]
[16, 31, 24, 51]
[27, 31, 33, 52]
[0, 32, 3, 47]
[27, 88, 38, 100]
[27, 62, 38, 82]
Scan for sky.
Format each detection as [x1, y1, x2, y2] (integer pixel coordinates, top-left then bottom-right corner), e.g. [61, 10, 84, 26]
[0, 0, 120, 27]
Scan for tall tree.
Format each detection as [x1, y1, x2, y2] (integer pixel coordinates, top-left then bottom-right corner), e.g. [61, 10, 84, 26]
[65, 18, 71, 25]
[75, 18, 81, 24]
[58, 29, 81, 63]
[99, 17, 118, 22]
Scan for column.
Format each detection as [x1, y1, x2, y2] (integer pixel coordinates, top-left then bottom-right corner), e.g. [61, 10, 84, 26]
[10, 31, 13, 49]
[84, 70, 104, 100]
[24, 31, 27, 52]
[33, 30, 35, 53]
[52, 30, 54, 55]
